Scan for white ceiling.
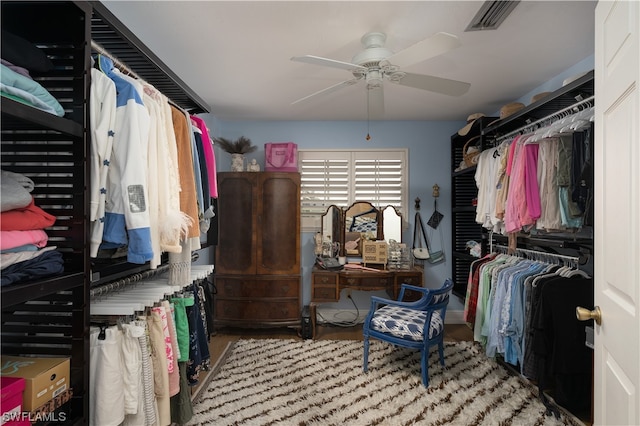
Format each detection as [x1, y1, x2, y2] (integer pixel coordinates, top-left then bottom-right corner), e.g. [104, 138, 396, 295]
[102, 1, 596, 122]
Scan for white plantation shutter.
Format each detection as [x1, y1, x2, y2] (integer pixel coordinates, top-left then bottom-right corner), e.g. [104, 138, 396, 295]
[353, 151, 404, 208]
[298, 149, 408, 231]
[300, 155, 349, 214]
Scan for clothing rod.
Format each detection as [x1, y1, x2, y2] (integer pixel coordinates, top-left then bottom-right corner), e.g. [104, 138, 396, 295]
[90, 40, 143, 81]
[89, 263, 171, 299]
[494, 95, 594, 143]
[89, 264, 214, 299]
[493, 244, 579, 263]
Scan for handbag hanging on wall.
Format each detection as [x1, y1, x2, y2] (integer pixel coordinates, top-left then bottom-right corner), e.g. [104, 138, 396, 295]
[425, 222, 445, 264]
[412, 212, 431, 260]
[427, 199, 444, 229]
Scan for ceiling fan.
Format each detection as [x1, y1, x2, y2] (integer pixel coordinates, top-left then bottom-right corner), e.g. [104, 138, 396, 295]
[291, 31, 470, 118]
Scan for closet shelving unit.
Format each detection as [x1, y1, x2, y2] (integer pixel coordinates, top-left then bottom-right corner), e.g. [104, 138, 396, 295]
[480, 70, 595, 256]
[1, 1, 209, 424]
[470, 70, 595, 424]
[450, 116, 498, 299]
[451, 70, 594, 301]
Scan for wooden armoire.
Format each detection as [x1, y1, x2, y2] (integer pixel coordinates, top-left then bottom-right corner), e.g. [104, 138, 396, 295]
[214, 172, 301, 327]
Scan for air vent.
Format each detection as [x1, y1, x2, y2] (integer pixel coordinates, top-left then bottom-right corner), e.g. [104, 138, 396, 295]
[465, 0, 520, 31]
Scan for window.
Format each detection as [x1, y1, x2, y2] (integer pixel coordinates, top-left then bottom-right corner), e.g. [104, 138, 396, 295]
[298, 149, 408, 231]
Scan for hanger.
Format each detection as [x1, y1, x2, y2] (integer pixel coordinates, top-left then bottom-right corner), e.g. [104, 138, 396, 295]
[89, 264, 214, 318]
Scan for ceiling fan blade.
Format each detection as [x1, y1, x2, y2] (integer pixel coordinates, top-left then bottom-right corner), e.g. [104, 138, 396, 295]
[380, 32, 461, 69]
[291, 78, 362, 105]
[291, 55, 367, 73]
[367, 85, 384, 119]
[395, 72, 470, 97]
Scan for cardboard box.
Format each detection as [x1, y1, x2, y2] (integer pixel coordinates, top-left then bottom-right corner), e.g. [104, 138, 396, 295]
[0, 356, 69, 412]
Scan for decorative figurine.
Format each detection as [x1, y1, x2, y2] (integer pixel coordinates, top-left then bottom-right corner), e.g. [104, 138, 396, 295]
[248, 158, 261, 172]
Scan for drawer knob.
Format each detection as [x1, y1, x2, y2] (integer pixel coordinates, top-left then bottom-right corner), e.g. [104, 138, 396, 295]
[347, 278, 356, 285]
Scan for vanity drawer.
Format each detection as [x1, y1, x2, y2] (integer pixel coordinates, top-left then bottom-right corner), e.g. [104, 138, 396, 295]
[395, 272, 422, 287]
[340, 275, 391, 288]
[394, 269, 424, 300]
[313, 272, 338, 286]
[312, 286, 338, 301]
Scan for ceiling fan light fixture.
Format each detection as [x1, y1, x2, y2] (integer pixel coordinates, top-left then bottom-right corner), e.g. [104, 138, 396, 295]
[366, 69, 383, 88]
[291, 30, 471, 110]
[466, 0, 520, 32]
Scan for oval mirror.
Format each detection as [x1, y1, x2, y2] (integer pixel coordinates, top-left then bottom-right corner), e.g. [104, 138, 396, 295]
[382, 205, 402, 243]
[321, 205, 342, 254]
[344, 201, 379, 256]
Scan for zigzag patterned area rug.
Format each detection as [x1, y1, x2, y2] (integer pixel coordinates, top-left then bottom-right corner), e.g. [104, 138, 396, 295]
[189, 339, 583, 426]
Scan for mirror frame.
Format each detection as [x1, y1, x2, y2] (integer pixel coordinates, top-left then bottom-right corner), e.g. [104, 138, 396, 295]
[343, 201, 381, 256]
[381, 204, 403, 244]
[320, 205, 344, 256]
[320, 202, 403, 258]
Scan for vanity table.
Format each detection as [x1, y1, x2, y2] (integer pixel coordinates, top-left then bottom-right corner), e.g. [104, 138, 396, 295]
[311, 266, 424, 302]
[313, 201, 423, 301]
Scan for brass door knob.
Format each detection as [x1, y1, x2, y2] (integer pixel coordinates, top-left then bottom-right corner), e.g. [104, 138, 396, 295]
[576, 306, 602, 325]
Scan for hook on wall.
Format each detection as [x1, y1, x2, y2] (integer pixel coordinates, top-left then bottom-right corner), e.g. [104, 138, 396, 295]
[415, 197, 421, 210]
[432, 184, 440, 198]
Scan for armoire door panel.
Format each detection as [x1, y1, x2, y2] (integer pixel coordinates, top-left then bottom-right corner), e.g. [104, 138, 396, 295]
[215, 174, 257, 274]
[257, 173, 301, 275]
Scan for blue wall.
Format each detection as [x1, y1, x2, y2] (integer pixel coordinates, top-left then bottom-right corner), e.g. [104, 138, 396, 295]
[199, 55, 595, 319]
[206, 120, 462, 307]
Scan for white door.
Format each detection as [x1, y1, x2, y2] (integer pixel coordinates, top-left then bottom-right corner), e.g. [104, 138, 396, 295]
[594, 1, 640, 424]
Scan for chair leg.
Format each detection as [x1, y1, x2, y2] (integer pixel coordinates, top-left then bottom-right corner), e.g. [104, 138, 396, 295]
[363, 337, 370, 372]
[421, 349, 429, 387]
[438, 340, 445, 366]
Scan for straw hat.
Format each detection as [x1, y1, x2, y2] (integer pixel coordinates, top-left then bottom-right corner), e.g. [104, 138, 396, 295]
[458, 112, 485, 136]
[530, 92, 551, 104]
[485, 102, 526, 128]
[562, 71, 589, 87]
[500, 102, 525, 119]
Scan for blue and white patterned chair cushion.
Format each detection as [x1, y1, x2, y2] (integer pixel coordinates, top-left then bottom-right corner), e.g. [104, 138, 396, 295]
[370, 305, 444, 341]
[350, 216, 377, 233]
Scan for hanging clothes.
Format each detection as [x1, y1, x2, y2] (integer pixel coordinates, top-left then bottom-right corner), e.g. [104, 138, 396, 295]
[170, 105, 200, 239]
[190, 115, 218, 199]
[97, 55, 153, 264]
[532, 275, 593, 414]
[88, 68, 116, 258]
[475, 127, 592, 236]
[466, 250, 594, 419]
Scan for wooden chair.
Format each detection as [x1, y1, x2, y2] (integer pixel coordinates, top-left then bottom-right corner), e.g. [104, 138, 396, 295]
[363, 279, 454, 387]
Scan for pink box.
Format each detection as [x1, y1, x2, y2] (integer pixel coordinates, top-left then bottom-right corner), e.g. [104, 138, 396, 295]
[1, 377, 29, 426]
[264, 142, 298, 172]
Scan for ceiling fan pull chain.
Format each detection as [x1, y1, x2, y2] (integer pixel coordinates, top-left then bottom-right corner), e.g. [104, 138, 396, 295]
[366, 89, 372, 141]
